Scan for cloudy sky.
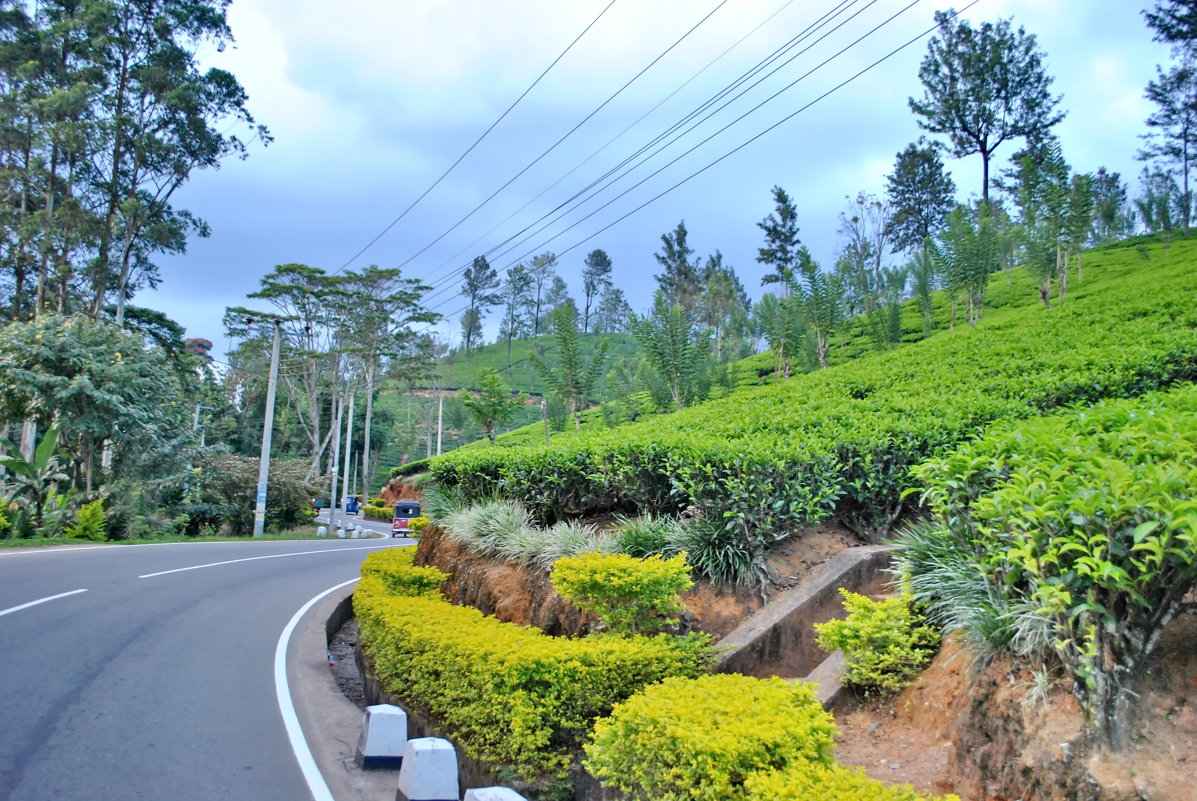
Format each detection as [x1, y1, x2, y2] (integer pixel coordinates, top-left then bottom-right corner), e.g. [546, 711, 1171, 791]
[149, 0, 1168, 358]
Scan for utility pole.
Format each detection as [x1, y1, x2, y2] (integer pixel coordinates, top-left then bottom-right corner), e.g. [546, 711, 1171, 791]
[541, 398, 550, 447]
[340, 393, 355, 522]
[252, 320, 282, 538]
[436, 391, 444, 456]
[327, 380, 343, 534]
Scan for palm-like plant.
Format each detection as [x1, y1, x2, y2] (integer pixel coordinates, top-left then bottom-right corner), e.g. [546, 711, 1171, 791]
[1, 426, 69, 530]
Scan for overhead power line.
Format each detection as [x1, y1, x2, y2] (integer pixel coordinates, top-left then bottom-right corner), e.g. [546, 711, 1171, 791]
[334, 0, 620, 274]
[418, 0, 983, 329]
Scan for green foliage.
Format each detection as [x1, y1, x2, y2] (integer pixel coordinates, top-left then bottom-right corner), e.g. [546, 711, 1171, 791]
[744, 764, 960, 801]
[360, 547, 446, 597]
[431, 238, 1197, 552]
[0, 425, 68, 531]
[551, 552, 692, 636]
[408, 515, 430, 535]
[361, 504, 393, 521]
[613, 513, 679, 557]
[188, 453, 318, 535]
[530, 303, 609, 430]
[461, 368, 526, 444]
[66, 500, 107, 542]
[815, 589, 940, 695]
[903, 383, 1197, 747]
[583, 674, 836, 801]
[355, 573, 712, 788]
[441, 499, 614, 571]
[631, 292, 711, 411]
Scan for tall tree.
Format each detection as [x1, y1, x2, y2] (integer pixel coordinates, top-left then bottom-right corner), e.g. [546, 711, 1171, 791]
[527, 251, 557, 336]
[342, 265, 436, 496]
[886, 139, 957, 252]
[592, 286, 632, 334]
[499, 263, 533, 370]
[753, 293, 804, 380]
[1090, 168, 1135, 244]
[653, 220, 700, 312]
[756, 186, 802, 294]
[837, 192, 893, 317]
[909, 10, 1064, 206]
[795, 248, 843, 368]
[580, 249, 613, 332]
[1139, 62, 1197, 234]
[1145, 1, 1197, 47]
[459, 255, 500, 354]
[543, 274, 573, 316]
[698, 251, 750, 363]
[530, 303, 607, 431]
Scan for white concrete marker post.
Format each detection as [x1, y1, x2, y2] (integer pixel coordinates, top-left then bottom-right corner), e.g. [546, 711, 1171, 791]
[355, 704, 408, 769]
[395, 738, 458, 801]
[464, 788, 529, 801]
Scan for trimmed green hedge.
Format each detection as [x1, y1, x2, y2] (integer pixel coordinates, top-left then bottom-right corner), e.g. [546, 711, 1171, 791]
[431, 240, 1197, 544]
[354, 567, 713, 791]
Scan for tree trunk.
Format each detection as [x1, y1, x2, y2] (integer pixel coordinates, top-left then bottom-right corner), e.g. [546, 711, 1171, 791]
[361, 365, 375, 496]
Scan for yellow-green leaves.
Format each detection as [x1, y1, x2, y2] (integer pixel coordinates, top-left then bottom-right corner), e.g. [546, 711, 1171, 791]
[583, 674, 835, 801]
[744, 763, 960, 801]
[551, 552, 692, 636]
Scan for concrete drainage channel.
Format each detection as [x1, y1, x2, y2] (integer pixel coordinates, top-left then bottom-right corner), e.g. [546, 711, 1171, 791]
[302, 544, 896, 801]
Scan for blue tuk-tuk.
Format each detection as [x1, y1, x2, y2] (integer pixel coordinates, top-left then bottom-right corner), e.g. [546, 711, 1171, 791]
[392, 501, 421, 537]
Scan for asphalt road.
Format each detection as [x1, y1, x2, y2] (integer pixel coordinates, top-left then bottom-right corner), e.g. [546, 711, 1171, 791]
[0, 536, 410, 801]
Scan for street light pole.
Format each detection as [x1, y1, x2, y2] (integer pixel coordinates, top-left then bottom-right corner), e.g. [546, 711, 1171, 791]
[252, 320, 282, 538]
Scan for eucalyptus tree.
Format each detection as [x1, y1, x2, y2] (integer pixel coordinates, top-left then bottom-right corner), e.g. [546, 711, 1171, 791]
[698, 251, 750, 363]
[909, 10, 1064, 206]
[530, 303, 607, 431]
[459, 255, 500, 354]
[592, 286, 632, 334]
[225, 263, 348, 481]
[527, 251, 557, 336]
[341, 265, 436, 496]
[756, 186, 802, 294]
[1090, 168, 1135, 244]
[653, 220, 700, 312]
[580, 249, 612, 332]
[543, 274, 573, 317]
[836, 193, 892, 320]
[499, 263, 533, 369]
[886, 139, 957, 253]
[1139, 62, 1197, 235]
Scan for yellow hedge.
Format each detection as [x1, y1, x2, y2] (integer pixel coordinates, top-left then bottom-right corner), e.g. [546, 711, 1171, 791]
[362, 503, 393, 521]
[355, 572, 712, 788]
[583, 674, 836, 801]
[744, 763, 960, 801]
[359, 547, 446, 597]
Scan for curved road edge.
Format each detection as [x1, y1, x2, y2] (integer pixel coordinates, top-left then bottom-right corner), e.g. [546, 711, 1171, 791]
[283, 580, 400, 801]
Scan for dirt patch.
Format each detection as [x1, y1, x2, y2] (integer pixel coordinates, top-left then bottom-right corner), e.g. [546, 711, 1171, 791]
[765, 522, 860, 592]
[832, 607, 1197, 801]
[379, 479, 421, 506]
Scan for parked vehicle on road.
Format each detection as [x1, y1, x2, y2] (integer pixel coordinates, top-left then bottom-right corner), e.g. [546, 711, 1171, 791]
[392, 501, 421, 537]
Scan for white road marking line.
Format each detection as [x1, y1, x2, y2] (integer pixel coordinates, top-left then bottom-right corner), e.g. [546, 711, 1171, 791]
[0, 589, 88, 618]
[275, 577, 360, 801]
[138, 544, 399, 579]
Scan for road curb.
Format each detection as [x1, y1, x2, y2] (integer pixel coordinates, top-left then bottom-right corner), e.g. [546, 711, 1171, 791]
[288, 583, 401, 801]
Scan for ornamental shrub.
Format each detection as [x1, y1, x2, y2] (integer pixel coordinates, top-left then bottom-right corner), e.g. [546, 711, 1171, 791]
[551, 552, 692, 635]
[359, 547, 447, 597]
[583, 674, 836, 801]
[815, 589, 940, 695]
[902, 383, 1197, 747]
[66, 499, 107, 541]
[408, 515, 430, 535]
[361, 503, 393, 521]
[743, 763, 960, 801]
[355, 574, 712, 791]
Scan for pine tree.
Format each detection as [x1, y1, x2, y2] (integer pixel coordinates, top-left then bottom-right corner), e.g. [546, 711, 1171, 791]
[460, 256, 501, 353]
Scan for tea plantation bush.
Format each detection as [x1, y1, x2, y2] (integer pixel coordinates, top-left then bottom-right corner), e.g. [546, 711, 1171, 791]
[430, 240, 1197, 569]
[354, 560, 713, 794]
[898, 383, 1197, 748]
